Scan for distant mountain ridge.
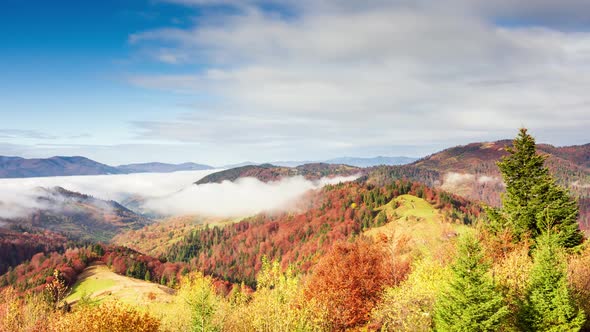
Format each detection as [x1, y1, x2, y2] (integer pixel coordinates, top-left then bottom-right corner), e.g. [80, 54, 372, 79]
[196, 163, 361, 184]
[0, 156, 215, 178]
[223, 156, 417, 168]
[0, 156, 123, 178]
[116, 162, 213, 173]
[324, 156, 417, 167]
[0, 154, 414, 178]
[409, 141, 590, 188]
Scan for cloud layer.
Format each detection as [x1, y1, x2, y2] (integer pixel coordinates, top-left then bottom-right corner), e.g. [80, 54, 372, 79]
[0, 170, 359, 219]
[126, 0, 590, 159]
[144, 174, 359, 217]
[0, 170, 217, 218]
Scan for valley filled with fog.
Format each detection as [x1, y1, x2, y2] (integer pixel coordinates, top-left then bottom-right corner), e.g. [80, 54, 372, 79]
[0, 170, 360, 218]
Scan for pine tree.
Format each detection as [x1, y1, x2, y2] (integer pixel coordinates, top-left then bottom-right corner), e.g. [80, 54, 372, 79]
[495, 128, 548, 237]
[533, 180, 583, 248]
[434, 233, 508, 331]
[519, 234, 585, 331]
[490, 128, 583, 247]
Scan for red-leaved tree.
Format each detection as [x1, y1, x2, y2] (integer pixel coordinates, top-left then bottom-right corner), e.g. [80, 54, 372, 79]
[304, 236, 410, 330]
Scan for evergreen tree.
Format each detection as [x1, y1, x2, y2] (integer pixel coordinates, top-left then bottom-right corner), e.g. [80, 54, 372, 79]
[490, 128, 583, 247]
[519, 234, 585, 331]
[434, 233, 508, 331]
[533, 180, 583, 248]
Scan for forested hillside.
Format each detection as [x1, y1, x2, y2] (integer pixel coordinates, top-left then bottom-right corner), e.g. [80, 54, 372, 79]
[165, 179, 482, 286]
[195, 163, 360, 184]
[1, 131, 589, 331]
[366, 141, 590, 229]
[0, 187, 152, 242]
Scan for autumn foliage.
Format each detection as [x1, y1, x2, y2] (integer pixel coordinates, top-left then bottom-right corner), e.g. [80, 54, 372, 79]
[1, 131, 587, 331]
[0, 228, 68, 275]
[304, 236, 410, 330]
[165, 179, 481, 286]
[48, 302, 161, 332]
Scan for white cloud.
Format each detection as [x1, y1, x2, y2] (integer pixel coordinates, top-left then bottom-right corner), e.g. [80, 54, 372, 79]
[441, 172, 475, 190]
[477, 175, 501, 184]
[0, 170, 217, 218]
[127, 1, 590, 156]
[441, 172, 504, 192]
[0, 129, 58, 140]
[571, 181, 590, 189]
[0, 170, 359, 219]
[0, 169, 218, 202]
[144, 174, 360, 217]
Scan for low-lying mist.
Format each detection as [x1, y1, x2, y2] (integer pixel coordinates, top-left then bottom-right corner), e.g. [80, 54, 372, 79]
[0, 170, 360, 219]
[0, 169, 219, 218]
[144, 175, 360, 217]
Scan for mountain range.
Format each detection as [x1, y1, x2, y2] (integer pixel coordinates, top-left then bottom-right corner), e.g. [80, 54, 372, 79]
[0, 156, 123, 178]
[0, 156, 214, 178]
[366, 141, 590, 230]
[222, 156, 417, 168]
[1, 136, 589, 328]
[198, 140, 590, 229]
[195, 163, 361, 184]
[0, 155, 415, 178]
[116, 162, 213, 173]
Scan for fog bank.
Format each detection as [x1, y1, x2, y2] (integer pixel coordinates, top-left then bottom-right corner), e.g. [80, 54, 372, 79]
[0, 170, 359, 218]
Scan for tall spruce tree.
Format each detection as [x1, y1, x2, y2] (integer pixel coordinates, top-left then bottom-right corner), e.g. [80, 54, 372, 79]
[520, 234, 585, 331]
[490, 128, 583, 247]
[434, 233, 508, 331]
[533, 179, 583, 248]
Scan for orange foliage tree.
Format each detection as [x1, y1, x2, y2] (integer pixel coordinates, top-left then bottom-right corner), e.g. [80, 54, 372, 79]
[45, 269, 70, 311]
[304, 236, 410, 330]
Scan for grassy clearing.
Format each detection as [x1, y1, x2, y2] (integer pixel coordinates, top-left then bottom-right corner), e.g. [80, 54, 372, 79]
[66, 263, 175, 307]
[65, 263, 191, 329]
[376, 194, 439, 221]
[67, 275, 117, 300]
[365, 194, 470, 258]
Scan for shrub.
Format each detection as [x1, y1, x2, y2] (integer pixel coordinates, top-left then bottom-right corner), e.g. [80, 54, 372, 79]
[48, 301, 161, 332]
[569, 244, 590, 330]
[373, 257, 451, 331]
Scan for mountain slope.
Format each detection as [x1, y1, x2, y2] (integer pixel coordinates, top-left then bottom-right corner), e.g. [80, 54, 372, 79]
[195, 163, 361, 184]
[112, 215, 232, 257]
[0, 228, 68, 275]
[225, 156, 417, 168]
[0, 187, 152, 242]
[365, 194, 470, 257]
[117, 162, 213, 173]
[0, 156, 124, 178]
[66, 263, 174, 306]
[163, 179, 482, 286]
[366, 140, 590, 229]
[410, 141, 590, 182]
[324, 156, 417, 167]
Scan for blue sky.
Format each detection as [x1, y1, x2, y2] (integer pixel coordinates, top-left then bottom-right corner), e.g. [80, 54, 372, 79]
[1, 0, 589, 166]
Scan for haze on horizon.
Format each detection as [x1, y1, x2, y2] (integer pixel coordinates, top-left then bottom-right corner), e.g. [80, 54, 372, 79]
[1, 0, 589, 165]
